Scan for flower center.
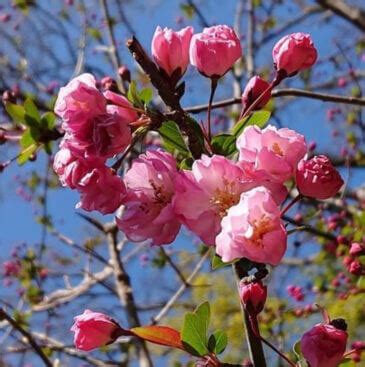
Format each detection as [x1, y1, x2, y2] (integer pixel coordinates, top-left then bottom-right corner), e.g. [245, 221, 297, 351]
[248, 215, 274, 246]
[210, 178, 240, 217]
[271, 142, 284, 156]
[149, 180, 172, 205]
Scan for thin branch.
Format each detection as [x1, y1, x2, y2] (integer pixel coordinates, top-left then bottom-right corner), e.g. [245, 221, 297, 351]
[106, 225, 153, 367]
[246, 0, 255, 79]
[0, 308, 53, 367]
[159, 248, 189, 286]
[184, 88, 365, 113]
[151, 249, 210, 325]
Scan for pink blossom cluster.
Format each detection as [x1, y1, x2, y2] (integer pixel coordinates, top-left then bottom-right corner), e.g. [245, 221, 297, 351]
[343, 242, 365, 275]
[286, 285, 305, 302]
[54, 74, 138, 214]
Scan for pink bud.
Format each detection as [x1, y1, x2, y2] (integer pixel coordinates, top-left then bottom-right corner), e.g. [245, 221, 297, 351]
[241, 76, 271, 111]
[189, 25, 241, 78]
[152, 26, 193, 77]
[71, 310, 123, 351]
[272, 33, 317, 76]
[118, 66, 131, 83]
[349, 242, 365, 256]
[351, 341, 365, 350]
[301, 321, 348, 367]
[296, 155, 344, 200]
[239, 281, 267, 315]
[348, 260, 362, 275]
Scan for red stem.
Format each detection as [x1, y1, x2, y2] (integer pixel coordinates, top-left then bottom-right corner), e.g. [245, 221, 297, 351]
[281, 194, 302, 217]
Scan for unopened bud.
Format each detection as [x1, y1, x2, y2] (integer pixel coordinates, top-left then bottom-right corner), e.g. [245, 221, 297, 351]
[239, 280, 267, 316]
[2, 90, 17, 104]
[118, 66, 131, 83]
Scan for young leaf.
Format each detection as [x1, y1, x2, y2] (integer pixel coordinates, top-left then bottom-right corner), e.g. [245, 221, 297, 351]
[41, 112, 56, 130]
[211, 254, 237, 270]
[211, 134, 237, 156]
[20, 129, 35, 148]
[17, 144, 37, 165]
[181, 302, 211, 357]
[139, 88, 153, 104]
[24, 98, 41, 123]
[131, 325, 183, 350]
[208, 330, 228, 355]
[232, 110, 271, 137]
[127, 81, 143, 107]
[5, 103, 25, 124]
[158, 120, 190, 156]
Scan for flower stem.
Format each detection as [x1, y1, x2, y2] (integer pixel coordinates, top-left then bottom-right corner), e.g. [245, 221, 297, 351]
[280, 194, 302, 217]
[207, 77, 219, 142]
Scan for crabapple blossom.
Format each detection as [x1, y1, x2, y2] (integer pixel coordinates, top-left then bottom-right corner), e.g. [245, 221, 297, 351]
[117, 150, 180, 246]
[173, 155, 257, 246]
[272, 32, 317, 76]
[71, 310, 123, 351]
[241, 76, 271, 111]
[151, 26, 193, 77]
[76, 166, 126, 215]
[189, 25, 241, 78]
[104, 90, 138, 123]
[237, 125, 307, 183]
[216, 186, 287, 265]
[296, 155, 344, 200]
[54, 73, 106, 125]
[301, 321, 348, 367]
[239, 281, 267, 315]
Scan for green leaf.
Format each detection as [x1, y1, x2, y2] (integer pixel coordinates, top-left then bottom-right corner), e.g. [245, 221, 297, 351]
[17, 144, 37, 165]
[338, 358, 356, 366]
[181, 302, 210, 357]
[5, 103, 25, 124]
[180, 157, 194, 170]
[232, 110, 271, 137]
[211, 254, 237, 270]
[292, 340, 306, 367]
[41, 112, 56, 130]
[139, 88, 153, 104]
[211, 134, 237, 156]
[127, 81, 143, 107]
[357, 276, 365, 289]
[20, 129, 36, 149]
[24, 98, 41, 123]
[159, 120, 190, 156]
[208, 330, 228, 354]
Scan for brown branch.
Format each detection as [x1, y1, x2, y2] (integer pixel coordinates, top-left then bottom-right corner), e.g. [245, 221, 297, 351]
[159, 248, 189, 286]
[0, 308, 53, 367]
[126, 36, 205, 158]
[184, 88, 365, 113]
[106, 225, 153, 367]
[316, 0, 365, 31]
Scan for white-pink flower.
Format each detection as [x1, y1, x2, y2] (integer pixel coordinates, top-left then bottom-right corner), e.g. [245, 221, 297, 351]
[117, 150, 180, 246]
[216, 186, 287, 265]
[237, 124, 307, 183]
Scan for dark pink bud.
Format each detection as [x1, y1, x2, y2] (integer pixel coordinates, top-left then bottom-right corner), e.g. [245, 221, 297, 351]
[239, 280, 267, 315]
[301, 321, 348, 367]
[349, 260, 362, 275]
[118, 66, 131, 83]
[351, 341, 365, 350]
[296, 155, 344, 200]
[241, 76, 271, 111]
[349, 242, 365, 256]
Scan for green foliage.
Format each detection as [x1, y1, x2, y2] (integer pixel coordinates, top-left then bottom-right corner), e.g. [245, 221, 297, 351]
[159, 121, 191, 158]
[127, 81, 153, 107]
[208, 330, 228, 355]
[232, 110, 271, 137]
[211, 254, 237, 270]
[292, 340, 306, 367]
[211, 134, 237, 156]
[181, 302, 210, 356]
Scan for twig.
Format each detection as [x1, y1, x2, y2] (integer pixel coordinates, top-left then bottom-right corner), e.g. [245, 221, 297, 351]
[246, 0, 255, 79]
[159, 248, 189, 286]
[0, 308, 53, 367]
[106, 225, 153, 367]
[151, 249, 210, 324]
[184, 88, 365, 113]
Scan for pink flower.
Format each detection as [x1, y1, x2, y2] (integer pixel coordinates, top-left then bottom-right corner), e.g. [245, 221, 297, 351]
[216, 186, 287, 265]
[272, 33, 317, 76]
[53, 147, 104, 189]
[296, 155, 344, 200]
[151, 26, 193, 77]
[241, 76, 271, 111]
[239, 281, 267, 315]
[189, 25, 242, 78]
[349, 242, 365, 256]
[54, 73, 106, 124]
[3, 260, 21, 277]
[71, 310, 123, 351]
[174, 155, 256, 246]
[62, 110, 132, 159]
[301, 322, 348, 367]
[77, 166, 126, 215]
[237, 125, 307, 183]
[104, 90, 138, 123]
[117, 151, 180, 245]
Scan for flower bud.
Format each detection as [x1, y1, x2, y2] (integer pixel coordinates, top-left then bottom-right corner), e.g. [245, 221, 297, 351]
[71, 310, 124, 351]
[349, 242, 365, 257]
[190, 25, 241, 78]
[241, 76, 271, 111]
[272, 32, 317, 76]
[152, 26, 193, 78]
[301, 320, 348, 367]
[296, 155, 344, 200]
[118, 66, 131, 83]
[239, 280, 267, 316]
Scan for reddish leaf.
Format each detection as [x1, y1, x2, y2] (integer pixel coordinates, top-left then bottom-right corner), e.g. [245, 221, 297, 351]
[131, 325, 184, 350]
